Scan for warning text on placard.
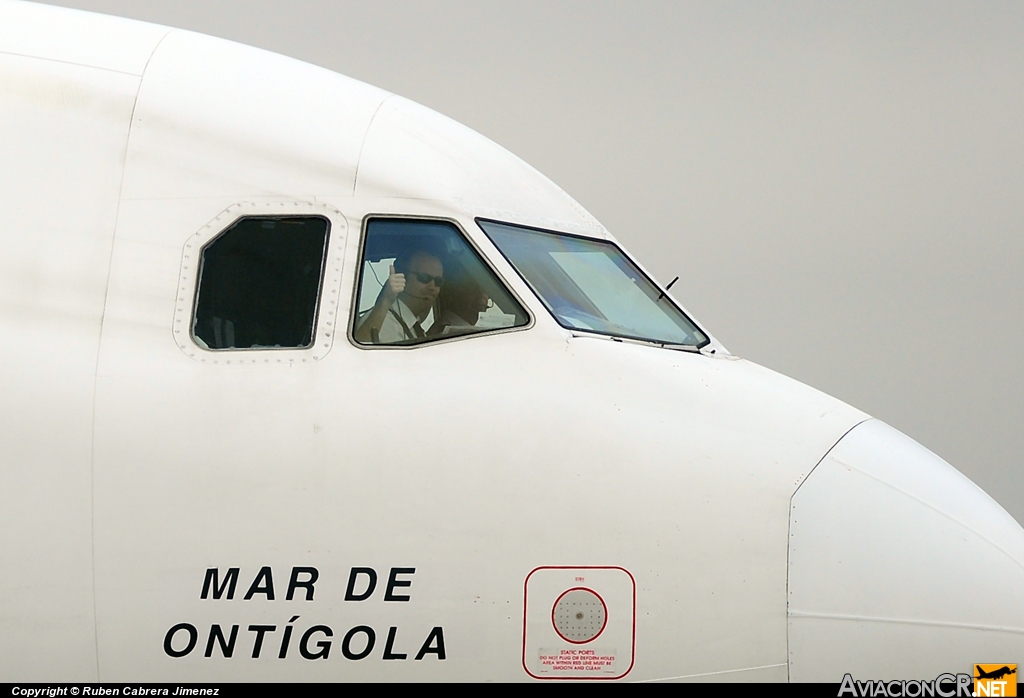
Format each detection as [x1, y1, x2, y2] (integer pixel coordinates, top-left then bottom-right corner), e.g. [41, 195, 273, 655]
[537, 648, 617, 674]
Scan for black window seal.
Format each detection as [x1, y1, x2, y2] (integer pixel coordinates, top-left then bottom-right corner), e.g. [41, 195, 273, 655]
[189, 214, 332, 352]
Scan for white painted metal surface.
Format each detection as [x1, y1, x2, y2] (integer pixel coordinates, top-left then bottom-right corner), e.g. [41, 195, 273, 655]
[0, 0, 1020, 682]
[790, 420, 1024, 681]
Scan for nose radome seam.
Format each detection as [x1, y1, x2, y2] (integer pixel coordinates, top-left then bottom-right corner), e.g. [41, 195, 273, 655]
[790, 418, 872, 500]
[785, 416, 871, 684]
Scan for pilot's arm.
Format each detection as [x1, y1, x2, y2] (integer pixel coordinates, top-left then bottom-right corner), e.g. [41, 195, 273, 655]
[354, 264, 404, 343]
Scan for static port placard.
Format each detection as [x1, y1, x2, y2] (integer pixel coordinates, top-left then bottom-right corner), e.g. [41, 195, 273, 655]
[522, 566, 635, 680]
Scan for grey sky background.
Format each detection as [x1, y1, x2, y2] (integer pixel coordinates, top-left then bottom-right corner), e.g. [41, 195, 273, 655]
[36, 1, 1024, 523]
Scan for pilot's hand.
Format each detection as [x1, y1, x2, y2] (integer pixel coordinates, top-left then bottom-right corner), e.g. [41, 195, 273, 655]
[379, 264, 405, 305]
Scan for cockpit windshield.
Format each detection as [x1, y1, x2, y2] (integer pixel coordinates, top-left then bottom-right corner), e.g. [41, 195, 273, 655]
[478, 220, 709, 348]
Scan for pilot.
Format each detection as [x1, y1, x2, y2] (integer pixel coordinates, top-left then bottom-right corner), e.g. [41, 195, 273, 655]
[354, 250, 444, 344]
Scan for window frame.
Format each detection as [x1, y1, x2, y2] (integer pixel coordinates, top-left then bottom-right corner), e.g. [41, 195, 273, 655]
[172, 201, 348, 364]
[347, 214, 534, 350]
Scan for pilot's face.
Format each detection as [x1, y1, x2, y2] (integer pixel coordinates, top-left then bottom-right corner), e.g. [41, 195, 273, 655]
[404, 254, 444, 303]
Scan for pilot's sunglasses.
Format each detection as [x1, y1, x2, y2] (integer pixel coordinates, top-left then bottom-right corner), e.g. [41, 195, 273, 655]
[410, 271, 445, 286]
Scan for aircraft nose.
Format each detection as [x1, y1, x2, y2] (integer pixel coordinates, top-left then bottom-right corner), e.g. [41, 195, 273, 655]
[788, 420, 1024, 681]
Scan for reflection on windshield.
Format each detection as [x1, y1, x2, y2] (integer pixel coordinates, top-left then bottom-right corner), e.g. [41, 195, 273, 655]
[478, 220, 708, 347]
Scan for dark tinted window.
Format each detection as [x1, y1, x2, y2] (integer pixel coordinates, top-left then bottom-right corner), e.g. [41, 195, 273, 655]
[193, 216, 329, 349]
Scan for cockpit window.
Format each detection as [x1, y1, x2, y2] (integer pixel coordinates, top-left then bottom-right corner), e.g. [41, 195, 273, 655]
[353, 218, 529, 346]
[193, 216, 329, 350]
[478, 219, 709, 348]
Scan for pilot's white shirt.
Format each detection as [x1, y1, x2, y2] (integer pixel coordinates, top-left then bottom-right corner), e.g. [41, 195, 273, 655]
[374, 297, 436, 343]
